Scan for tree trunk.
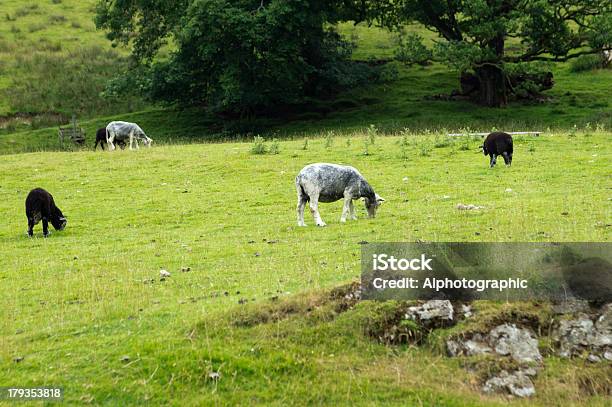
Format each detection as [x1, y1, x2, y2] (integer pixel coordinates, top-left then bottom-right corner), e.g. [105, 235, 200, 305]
[475, 64, 507, 107]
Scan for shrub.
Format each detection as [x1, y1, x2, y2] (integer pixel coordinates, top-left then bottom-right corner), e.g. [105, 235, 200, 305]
[570, 54, 605, 72]
[269, 139, 280, 155]
[324, 131, 334, 149]
[394, 32, 433, 66]
[251, 136, 267, 155]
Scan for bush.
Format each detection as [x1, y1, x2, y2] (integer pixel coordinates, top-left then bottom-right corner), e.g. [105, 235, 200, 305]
[570, 54, 605, 72]
[251, 136, 267, 155]
[394, 32, 432, 66]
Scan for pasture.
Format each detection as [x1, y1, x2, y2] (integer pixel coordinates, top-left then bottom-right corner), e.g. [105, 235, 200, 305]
[1, 131, 610, 405]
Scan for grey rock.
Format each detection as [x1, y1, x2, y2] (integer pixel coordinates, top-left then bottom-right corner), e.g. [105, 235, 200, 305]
[553, 305, 612, 359]
[587, 354, 601, 363]
[461, 304, 473, 318]
[483, 370, 536, 398]
[446, 324, 541, 364]
[489, 324, 542, 363]
[406, 300, 454, 323]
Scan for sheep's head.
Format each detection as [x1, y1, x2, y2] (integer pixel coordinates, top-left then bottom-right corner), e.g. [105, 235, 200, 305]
[364, 193, 385, 218]
[51, 207, 67, 231]
[143, 136, 153, 147]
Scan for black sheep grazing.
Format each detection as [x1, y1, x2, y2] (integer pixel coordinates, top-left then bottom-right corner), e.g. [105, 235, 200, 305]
[25, 188, 67, 237]
[483, 132, 513, 168]
[94, 127, 126, 150]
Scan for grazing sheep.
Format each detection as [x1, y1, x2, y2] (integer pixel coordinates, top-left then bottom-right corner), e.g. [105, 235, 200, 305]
[295, 163, 384, 227]
[25, 188, 67, 237]
[94, 127, 126, 150]
[106, 121, 152, 150]
[483, 132, 513, 167]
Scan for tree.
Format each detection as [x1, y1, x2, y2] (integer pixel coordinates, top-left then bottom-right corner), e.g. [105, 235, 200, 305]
[95, 0, 383, 115]
[384, 0, 612, 107]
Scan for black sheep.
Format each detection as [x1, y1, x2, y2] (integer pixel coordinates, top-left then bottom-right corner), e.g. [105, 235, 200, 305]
[25, 188, 67, 237]
[94, 127, 126, 150]
[482, 132, 513, 168]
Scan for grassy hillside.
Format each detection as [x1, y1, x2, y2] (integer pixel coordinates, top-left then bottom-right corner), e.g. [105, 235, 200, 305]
[1, 132, 610, 404]
[1, 0, 610, 147]
[0, 0, 145, 120]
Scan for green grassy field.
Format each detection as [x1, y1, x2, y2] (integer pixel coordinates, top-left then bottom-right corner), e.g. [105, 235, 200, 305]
[1, 131, 610, 405]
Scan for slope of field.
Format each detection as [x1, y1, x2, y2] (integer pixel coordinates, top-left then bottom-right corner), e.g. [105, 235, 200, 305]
[1, 132, 610, 404]
[0, 0, 145, 120]
[1, 0, 610, 144]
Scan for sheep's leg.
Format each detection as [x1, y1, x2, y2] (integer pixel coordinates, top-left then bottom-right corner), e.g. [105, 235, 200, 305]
[349, 200, 357, 220]
[27, 218, 34, 237]
[309, 193, 326, 227]
[296, 186, 308, 227]
[489, 154, 497, 168]
[502, 152, 510, 166]
[129, 133, 134, 150]
[42, 218, 49, 237]
[340, 194, 352, 223]
[135, 138, 140, 150]
[107, 130, 115, 151]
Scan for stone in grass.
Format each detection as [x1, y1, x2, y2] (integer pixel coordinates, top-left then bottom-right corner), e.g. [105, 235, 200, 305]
[120, 355, 130, 363]
[488, 323, 542, 363]
[181, 266, 191, 272]
[160, 269, 171, 280]
[405, 300, 454, 328]
[456, 203, 484, 210]
[482, 369, 536, 398]
[446, 324, 541, 363]
[208, 372, 220, 381]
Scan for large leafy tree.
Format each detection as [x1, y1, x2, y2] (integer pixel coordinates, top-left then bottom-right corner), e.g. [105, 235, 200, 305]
[383, 0, 612, 106]
[95, 0, 380, 114]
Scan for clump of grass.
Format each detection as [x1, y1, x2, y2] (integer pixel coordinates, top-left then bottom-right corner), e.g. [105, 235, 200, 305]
[28, 23, 45, 33]
[363, 136, 371, 156]
[301, 138, 308, 150]
[433, 134, 452, 148]
[251, 135, 267, 155]
[269, 138, 280, 155]
[399, 134, 409, 159]
[419, 144, 431, 156]
[367, 124, 378, 145]
[458, 138, 471, 151]
[570, 54, 605, 73]
[48, 14, 67, 24]
[324, 131, 334, 149]
[346, 138, 352, 147]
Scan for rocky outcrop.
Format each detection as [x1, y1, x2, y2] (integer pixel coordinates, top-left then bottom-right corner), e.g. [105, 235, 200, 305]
[553, 303, 612, 361]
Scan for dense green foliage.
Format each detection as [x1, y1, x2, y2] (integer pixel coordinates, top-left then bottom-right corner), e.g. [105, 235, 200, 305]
[95, 0, 385, 114]
[375, 0, 612, 106]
